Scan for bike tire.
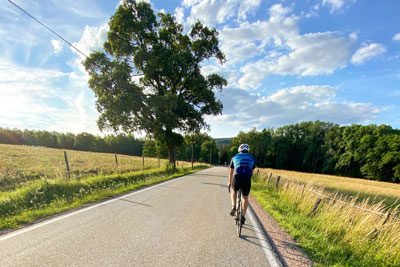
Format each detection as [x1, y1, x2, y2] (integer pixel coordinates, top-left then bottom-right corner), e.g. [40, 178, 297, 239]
[237, 190, 242, 237]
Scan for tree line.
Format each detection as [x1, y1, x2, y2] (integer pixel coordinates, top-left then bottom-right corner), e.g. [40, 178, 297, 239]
[220, 121, 400, 183]
[0, 128, 143, 156]
[2, 121, 399, 182]
[0, 127, 218, 163]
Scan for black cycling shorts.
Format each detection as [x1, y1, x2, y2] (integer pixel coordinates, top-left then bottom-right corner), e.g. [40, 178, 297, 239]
[232, 174, 251, 196]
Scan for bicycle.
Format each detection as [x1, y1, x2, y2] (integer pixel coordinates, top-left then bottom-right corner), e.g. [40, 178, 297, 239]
[229, 186, 243, 237]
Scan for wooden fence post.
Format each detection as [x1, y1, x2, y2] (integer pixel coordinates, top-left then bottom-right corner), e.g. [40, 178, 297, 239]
[365, 212, 391, 239]
[309, 198, 322, 216]
[267, 173, 272, 184]
[64, 151, 70, 179]
[142, 156, 144, 170]
[276, 176, 281, 189]
[158, 156, 160, 168]
[115, 154, 118, 169]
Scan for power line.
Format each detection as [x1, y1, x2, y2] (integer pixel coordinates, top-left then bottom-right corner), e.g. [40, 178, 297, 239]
[8, 0, 88, 58]
[8, 0, 144, 76]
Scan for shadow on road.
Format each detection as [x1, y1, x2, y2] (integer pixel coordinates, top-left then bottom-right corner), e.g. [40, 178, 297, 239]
[201, 182, 227, 188]
[238, 225, 271, 250]
[239, 234, 269, 250]
[188, 173, 227, 178]
[158, 185, 181, 190]
[118, 198, 152, 207]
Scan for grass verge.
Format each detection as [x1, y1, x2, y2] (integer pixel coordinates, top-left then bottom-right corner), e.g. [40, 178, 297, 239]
[251, 175, 400, 267]
[0, 165, 208, 231]
[260, 168, 400, 209]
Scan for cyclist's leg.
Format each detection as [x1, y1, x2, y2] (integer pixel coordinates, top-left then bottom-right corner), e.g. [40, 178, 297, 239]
[231, 189, 237, 208]
[242, 195, 249, 215]
[241, 176, 251, 216]
[230, 175, 239, 215]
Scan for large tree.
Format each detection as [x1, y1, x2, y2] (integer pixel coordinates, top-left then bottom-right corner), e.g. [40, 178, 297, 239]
[83, 0, 226, 166]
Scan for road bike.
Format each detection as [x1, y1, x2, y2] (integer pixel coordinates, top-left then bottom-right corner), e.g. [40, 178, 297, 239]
[229, 186, 243, 237]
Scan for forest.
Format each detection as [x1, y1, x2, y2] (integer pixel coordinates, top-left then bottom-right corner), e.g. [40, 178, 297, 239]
[220, 121, 400, 182]
[1, 121, 399, 182]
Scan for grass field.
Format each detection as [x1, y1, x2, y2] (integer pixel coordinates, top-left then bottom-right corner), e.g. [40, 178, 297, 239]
[252, 169, 400, 266]
[0, 144, 208, 231]
[0, 143, 194, 191]
[259, 168, 400, 208]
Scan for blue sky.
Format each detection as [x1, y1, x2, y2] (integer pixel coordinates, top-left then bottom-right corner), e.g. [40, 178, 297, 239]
[1, 0, 399, 138]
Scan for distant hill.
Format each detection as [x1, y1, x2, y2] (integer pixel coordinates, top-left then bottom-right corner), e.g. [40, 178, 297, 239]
[214, 138, 233, 148]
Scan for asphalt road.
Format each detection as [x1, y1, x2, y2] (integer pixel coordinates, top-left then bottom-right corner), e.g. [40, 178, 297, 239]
[0, 167, 281, 267]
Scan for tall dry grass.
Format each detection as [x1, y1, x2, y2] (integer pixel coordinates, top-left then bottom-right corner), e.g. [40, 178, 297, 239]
[260, 168, 400, 208]
[253, 169, 400, 266]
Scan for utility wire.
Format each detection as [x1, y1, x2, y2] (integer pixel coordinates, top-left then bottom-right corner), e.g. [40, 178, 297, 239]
[8, 0, 143, 76]
[8, 0, 88, 58]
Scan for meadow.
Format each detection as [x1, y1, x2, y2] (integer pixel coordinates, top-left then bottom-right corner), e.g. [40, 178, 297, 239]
[0, 144, 207, 230]
[0, 143, 189, 191]
[260, 168, 400, 208]
[253, 168, 400, 266]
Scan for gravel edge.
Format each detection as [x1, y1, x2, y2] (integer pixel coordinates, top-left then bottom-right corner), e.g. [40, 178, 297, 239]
[249, 195, 314, 267]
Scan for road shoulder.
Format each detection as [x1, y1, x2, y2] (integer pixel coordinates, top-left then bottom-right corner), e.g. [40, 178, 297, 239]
[249, 195, 313, 267]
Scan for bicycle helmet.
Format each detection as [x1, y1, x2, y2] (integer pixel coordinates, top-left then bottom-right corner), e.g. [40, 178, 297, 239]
[238, 144, 250, 153]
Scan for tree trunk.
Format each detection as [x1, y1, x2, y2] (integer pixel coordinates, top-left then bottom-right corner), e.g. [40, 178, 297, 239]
[167, 141, 176, 169]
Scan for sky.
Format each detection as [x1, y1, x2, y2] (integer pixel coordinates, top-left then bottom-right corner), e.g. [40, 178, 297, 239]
[1, 0, 400, 138]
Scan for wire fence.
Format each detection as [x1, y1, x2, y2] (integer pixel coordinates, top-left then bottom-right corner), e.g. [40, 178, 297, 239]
[254, 169, 400, 222]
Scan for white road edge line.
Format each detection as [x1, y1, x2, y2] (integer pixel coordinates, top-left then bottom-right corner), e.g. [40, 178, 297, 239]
[248, 210, 282, 267]
[0, 171, 202, 242]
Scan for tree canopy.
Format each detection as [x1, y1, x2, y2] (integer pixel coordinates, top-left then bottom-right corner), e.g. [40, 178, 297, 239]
[83, 0, 227, 166]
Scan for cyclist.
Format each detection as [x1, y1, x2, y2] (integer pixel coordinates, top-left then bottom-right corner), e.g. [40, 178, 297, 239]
[228, 144, 255, 225]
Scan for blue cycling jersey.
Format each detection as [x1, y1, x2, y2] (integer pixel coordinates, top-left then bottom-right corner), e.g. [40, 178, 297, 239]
[230, 152, 255, 176]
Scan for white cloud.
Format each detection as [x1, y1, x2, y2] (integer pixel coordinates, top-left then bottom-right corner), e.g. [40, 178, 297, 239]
[51, 39, 63, 54]
[70, 23, 109, 76]
[215, 4, 356, 89]
[174, 7, 185, 25]
[72, 24, 109, 59]
[182, 0, 202, 8]
[208, 85, 381, 135]
[186, 0, 237, 26]
[351, 43, 386, 64]
[219, 5, 298, 65]
[393, 33, 400, 41]
[49, 0, 105, 19]
[269, 3, 294, 21]
[184, 0, 262, 27]
[322, 0, 344, 13]
[268, 85, 337, 104]
[0, 61, 100, 135]
[237, 31, 355, 89]
[237, 0, 262, 20]
[268, 32, 354, 75]
[201, 64, 240, 87]
[322, 0, 357, 13]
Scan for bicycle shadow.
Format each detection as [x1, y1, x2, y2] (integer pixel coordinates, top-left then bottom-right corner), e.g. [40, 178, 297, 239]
[201, 182, 228, 188]
[238, 225, 272, 250]
[188, 173, 227, 178]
